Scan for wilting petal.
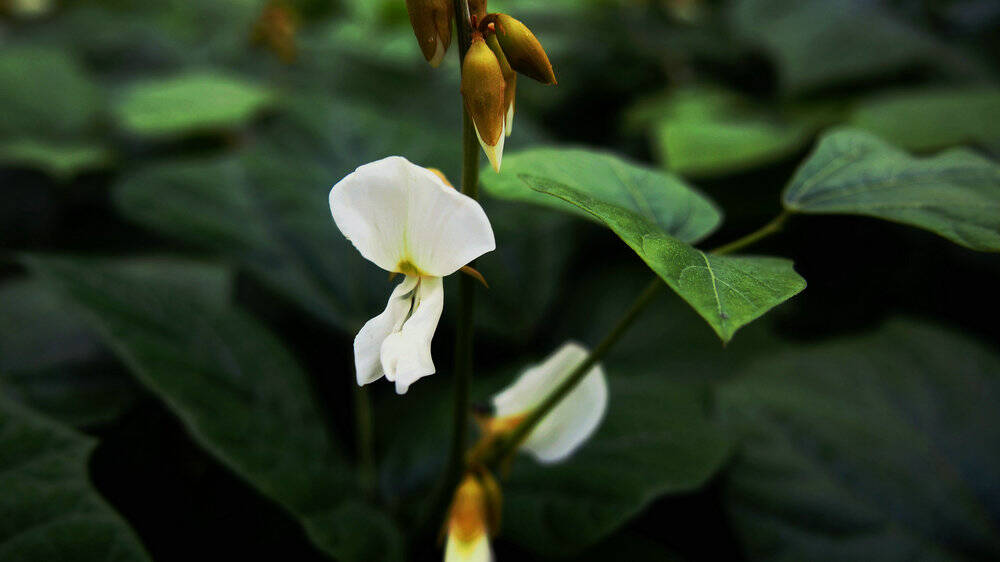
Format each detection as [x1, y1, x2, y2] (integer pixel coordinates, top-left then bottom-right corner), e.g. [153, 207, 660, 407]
[354, 276, 419, 386]
[329, 156, 495, 276]
[380, 276, 444, 394]
[473, 120, 506, 173]
[492, 342, 608, 463]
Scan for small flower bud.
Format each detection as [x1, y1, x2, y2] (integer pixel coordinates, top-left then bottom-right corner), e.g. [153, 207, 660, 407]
[485, 31, 517, 137]
[461, 35, 507, 172]
[405, 0, 453, 68]
[486, 13, 556, 85]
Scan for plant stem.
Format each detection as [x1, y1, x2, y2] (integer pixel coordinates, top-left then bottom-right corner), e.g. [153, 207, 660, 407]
[710, 210, 791, 256]
[411, 0, 479, 544]
[353, 385, 376, 497]
[485, 277, 665, 465]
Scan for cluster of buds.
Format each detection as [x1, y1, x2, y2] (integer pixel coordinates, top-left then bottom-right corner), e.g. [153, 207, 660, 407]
[406, 0, 556, 172]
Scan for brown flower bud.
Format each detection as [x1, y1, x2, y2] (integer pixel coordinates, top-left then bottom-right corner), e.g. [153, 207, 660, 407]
[405, 0, 453, 67]
[461, 35, 507, 172]
[486, 13, 556, 85]
[486, 31, 517, 137]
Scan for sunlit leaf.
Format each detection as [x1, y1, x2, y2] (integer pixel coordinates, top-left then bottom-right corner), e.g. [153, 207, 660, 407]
[0, 395, 150, 561]
[481, 147, 723, 243]
[522, 176, 806, 342]
[628, 87, 841, 177]
[114, 72, 273, 137]
[717, 320, 1000, 561]
[23, 256, 404, 562]
[849, 87, 1000, 152]
[783, 129, 1000, 252]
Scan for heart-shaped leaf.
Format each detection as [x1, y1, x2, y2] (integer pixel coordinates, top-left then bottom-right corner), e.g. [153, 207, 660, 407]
[23, 256, 403, 562]
[0, 395, 150, 561]
[522, 176, 806, 342]
[717, 320, 1000, 561]
[783, 128, 1000, 252]
[480, 147, 723, 243]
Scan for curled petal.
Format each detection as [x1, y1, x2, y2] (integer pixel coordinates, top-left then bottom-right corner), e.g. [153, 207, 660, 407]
[329, 156, 495, 276]
[354, 276, 419, 386]
[380, 276, 444, 394]
[492, 342, 608, 463]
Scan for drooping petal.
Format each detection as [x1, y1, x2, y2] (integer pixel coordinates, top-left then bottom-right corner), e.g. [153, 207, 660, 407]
[380, 276, 444, 394]
[354, 276, 418, 386]
[492, 342, 608, 463]
[329, 156, 495, 276]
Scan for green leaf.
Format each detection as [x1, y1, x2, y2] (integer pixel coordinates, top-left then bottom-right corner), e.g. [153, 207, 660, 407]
[0, 395, 150, 561]
[503, 378, 731, 557]
[731, 0, 986, 94]
[0, 140, 113, 180]
[849, 87, 1000, 152]
[113, 154, 388, 332]
[0, 280, 135, 428]
[0, 47, 102, 139]
[717, 320, 1000, 561]
[23, 256, 403, 562]
[628, 88, 840, 177]
[113, 72, 273, 137]
[783, 128, 1000, 252]
[522, 176, 807, 342]
[480, 147, 723, 244]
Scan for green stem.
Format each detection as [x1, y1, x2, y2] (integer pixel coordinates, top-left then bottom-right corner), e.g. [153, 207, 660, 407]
[486, 277, 665, 465]
[411, 0, 479, 546]
[710, 210, 791, 256]
[354, 385, 376, 497]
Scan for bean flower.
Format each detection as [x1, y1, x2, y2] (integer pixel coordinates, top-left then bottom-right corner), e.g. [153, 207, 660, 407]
[329, 156, 495, 394]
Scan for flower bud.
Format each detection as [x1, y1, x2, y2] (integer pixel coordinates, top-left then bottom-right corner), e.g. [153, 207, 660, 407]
[406, 0, 453, 68]
[485, 31, 517, 137]
[486, 13, 556, 85]
[444, 473, 500, 562]
[461, 35, 507, 172]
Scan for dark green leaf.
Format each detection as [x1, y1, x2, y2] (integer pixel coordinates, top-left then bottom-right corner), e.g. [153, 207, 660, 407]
[113, 72, 273, 137]
[783, 129, 1000, 252]
[0, 395, 150, 561]
[731, 0, 986, 94]
[717, 320, 1000, 561]
[480, 147, 723, 243]
[23, 256, 403, 562]
[503, 378, 730, 557]
[523, 176, 807, 342]
[0, 47, 101, 139]
[849, 87, 1000, 152]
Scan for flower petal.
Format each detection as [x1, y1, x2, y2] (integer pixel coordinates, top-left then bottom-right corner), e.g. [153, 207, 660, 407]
[445, 532, 492, 562]
[329, 156, 495, 276]
[380, 276, 444, 394]
[492, 342, 608, 463]
[354, 276, 419, 386]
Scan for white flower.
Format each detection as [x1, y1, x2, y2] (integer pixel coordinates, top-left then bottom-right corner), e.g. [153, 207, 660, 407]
[330, 156, 495, 394]
[492, 342, 608, 463]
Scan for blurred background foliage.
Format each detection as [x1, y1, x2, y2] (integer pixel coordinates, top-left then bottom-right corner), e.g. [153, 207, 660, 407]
[1, 0, 999, 560]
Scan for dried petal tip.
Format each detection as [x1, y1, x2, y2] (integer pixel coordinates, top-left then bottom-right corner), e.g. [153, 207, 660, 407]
[406, 0, 453, 67]
[487, 13, 556, 85]
[461, 35, 507, 172]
